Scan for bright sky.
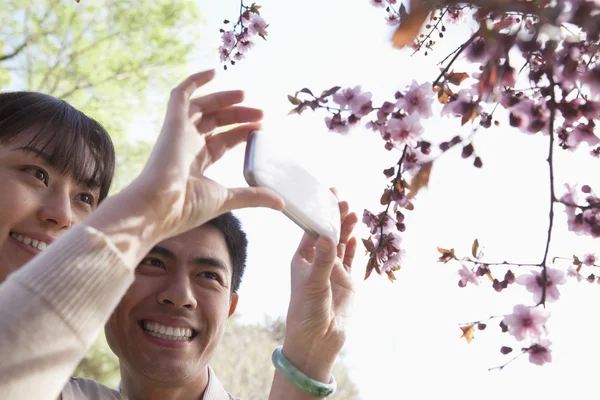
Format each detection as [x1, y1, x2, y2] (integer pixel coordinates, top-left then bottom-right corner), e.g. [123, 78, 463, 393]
[127, 1, 600, 398]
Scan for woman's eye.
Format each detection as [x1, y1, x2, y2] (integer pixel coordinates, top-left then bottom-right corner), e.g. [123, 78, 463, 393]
[75, 193, 95, 206]
[140, 258, 166, 270]
[23, 166, 48, 185]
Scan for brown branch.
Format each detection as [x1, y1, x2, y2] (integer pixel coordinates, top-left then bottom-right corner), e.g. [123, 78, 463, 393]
[432, 30, 479, 88]
[0, 41, 28, 62]
[412, 7, 449, 56]
[538, 77, 557, 307]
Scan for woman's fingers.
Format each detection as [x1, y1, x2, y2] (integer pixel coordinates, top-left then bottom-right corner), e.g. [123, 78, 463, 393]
[204, 123, 261, 165]
[189, 90, 245, 115]
[171, 70, 216, 106]
[196, 106, 264, 133]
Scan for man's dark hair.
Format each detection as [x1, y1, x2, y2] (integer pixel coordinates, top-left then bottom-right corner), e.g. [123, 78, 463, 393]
[207, 212, 248, 294]
[0, 91, 115, 202]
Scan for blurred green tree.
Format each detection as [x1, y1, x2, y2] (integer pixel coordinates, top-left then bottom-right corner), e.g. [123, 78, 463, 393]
[0, 0, 201, 190]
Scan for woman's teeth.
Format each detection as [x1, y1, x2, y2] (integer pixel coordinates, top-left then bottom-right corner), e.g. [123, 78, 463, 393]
[10, 233, 48, 251]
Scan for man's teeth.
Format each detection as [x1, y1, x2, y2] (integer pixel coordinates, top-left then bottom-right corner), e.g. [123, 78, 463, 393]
[142, 321, 193, 341]
[10, 233, 47, 251]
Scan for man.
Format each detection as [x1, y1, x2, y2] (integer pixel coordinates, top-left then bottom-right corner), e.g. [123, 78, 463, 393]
[62, 207, 357, 400]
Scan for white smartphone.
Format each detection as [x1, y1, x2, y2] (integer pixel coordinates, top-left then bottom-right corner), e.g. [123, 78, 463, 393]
[243, 130, 341, 244]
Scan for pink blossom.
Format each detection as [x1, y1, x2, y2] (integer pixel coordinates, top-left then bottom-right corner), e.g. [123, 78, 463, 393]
[221, 30, 236, 50]
[324, 115, 351, 135]
[516, 268, 566, 303]
[372, 231, 404, 273]
[446, 8, 464, 24]
[527, 339, 552, 365]
[233, 52, 244, 61]
[237, 39, 255, 54]
[441, 89, 477, 117]
[566, 122, 600, 149]
[247, 14, 267, 36]
[509, 98, 549, 134]
[381, 251, 403, 273]
[583, 253, 596, 266]
[585, 66, 600, 99]
[370, 0, 386, 7]
[402, 147, 432, 175]
[385, 113, 423, 148]
[363, 210, 377, 233]
[396, 81, 434, 118]
[567, 266, 583, 282]
[386, 12, 400, 26]
[458, 263, 480, 287]
[502, 304, 549, 341]
[333, 86, 372, 115]
[241, 13, 251, 27]
[218, 45, 230, 62]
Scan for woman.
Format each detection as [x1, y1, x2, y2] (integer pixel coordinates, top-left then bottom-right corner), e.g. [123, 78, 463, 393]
[0, 91, 115, 282]
[0, 70, 357, 400]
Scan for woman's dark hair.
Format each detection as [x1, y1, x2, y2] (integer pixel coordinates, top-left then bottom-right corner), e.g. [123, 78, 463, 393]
[0, 91, 115, 202]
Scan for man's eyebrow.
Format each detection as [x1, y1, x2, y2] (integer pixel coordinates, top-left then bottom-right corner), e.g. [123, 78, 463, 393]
[190, 257, 230, 274]
[12, 146, 52, 164]
[149, 245, 230, 274]
[149, 245, 176, 260]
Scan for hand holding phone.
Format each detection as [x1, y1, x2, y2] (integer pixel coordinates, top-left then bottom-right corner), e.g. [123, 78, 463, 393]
[243, 130, 341, 244]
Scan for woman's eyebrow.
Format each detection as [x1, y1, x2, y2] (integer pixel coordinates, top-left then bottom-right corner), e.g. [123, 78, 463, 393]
[11, 146, 52, 164]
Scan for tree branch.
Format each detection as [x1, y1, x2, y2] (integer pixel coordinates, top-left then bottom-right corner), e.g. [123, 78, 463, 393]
[432, 30, 479, 88]
[539, 77, 557, 307]
[0, 41, 28, 62]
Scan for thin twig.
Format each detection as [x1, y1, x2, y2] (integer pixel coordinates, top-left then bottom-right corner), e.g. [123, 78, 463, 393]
[433, 30, 479, 87]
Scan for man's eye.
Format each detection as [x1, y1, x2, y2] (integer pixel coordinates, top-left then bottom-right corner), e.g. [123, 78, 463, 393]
[23, 166, 48, 185]
[140, 258, 166, 270]
[199, 271, 222, 282]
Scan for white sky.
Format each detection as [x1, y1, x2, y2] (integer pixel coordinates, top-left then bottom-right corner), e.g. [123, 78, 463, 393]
[127, 1, 600, 398]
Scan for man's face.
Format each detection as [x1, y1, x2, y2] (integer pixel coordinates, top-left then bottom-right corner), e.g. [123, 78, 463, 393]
[105, 224, 239, 384]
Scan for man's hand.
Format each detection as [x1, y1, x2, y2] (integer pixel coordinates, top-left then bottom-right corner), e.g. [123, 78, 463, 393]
[281, 195, 359, 383]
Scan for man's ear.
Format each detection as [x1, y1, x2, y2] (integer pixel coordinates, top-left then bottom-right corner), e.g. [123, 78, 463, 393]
[228, 293, 239, 318]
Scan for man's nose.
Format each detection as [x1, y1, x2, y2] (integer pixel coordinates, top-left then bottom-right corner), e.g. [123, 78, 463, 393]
[157, 274, 198, 310]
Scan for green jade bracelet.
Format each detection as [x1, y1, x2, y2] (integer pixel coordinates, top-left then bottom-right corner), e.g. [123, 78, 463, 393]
[271, 346, 337, 398]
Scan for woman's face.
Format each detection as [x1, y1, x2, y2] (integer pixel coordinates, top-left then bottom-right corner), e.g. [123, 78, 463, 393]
[0, 132, 100, 283]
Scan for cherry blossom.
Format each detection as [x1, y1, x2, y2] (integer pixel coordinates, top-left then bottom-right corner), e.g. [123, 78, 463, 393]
[502, 304, 549, 341]
[220, 30, 236, 50]
[333, 86, 373, 115]
[396, 81, 434, 118]
[247, 13, 267, 36]
[441, 89, 478, 118]
[516, 268, 567, 303]
[583, 253, 596, 266]
[458, 263, 480, 287]
[385, 113, 424, 148]
[527, 339, 553, 366]
[567, 267, 584, 282]
[324, 115, 351, 135]
[218, 46, 230, 62]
